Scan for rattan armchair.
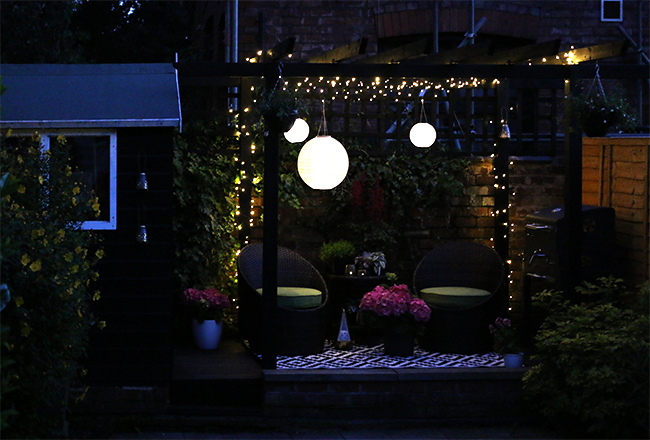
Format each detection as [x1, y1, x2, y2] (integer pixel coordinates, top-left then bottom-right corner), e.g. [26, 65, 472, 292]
[238, 243, 329, 356]
[412, 241, 505, 354]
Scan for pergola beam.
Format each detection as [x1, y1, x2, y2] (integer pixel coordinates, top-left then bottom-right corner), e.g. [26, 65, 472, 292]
[527, 40, 630, 65]
[306, 38, 368, 63]
[249, 37, 296, 63]
[466, 39, 562, 64]
[401, 40, 494, 64]
[356, 38, 432, 64]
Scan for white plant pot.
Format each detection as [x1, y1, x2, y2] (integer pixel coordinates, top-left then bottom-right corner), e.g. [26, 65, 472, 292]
[503, 352, 524, 368]
[192, 319, 223, 350]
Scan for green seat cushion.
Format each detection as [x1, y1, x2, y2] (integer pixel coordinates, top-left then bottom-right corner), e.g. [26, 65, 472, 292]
[420, 286, 491, 309]
[255, 287, 322, 309]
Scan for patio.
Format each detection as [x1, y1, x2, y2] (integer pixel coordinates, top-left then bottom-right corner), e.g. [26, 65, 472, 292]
[170, 337, 527, 423]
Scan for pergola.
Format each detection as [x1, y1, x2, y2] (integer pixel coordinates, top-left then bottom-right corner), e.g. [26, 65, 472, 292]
[175, 39, 646, 368]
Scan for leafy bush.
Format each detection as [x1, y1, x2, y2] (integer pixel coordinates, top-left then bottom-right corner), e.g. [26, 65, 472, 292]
[523, 277, 649, 438]
[0, 133, 103, 438]
[303, 141, 469, 257]
[173, 122, 241, 329]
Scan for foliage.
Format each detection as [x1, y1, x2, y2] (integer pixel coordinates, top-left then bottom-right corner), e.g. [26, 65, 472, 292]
[319, 240, 356, 264]
[173, 121, 240, 303]
[489, 317, 522, 354]
[355, 251, 386, 275]
[257, 87, 306, 120]
[302, 141, 470, 258]
[0, 1, 84, 63]
[1, 1, 193, 64]
[565, 81, 637, 135]
[360, 284, 431, 335]
[181, 288, 230, 323]
[522, 277, 649, 438]
[0, 133, 103, 438]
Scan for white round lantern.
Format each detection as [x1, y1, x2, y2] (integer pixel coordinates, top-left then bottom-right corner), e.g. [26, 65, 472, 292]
[284, 118, 310, 143]
[297, 135, 349, 190]
[409, 122, 437, 148]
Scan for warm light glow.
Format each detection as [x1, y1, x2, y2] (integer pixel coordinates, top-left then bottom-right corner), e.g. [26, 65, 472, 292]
[409, 122, 437, 148]
[297, 136, 349, 190]
[284, 118, 310, 143]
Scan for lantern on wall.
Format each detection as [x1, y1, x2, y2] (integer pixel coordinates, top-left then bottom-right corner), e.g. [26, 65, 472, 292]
[297, 101, 349, 190]
[409, 98, 437, 148]
[500, 107, 511, 139]
[284, 118, 310, 143]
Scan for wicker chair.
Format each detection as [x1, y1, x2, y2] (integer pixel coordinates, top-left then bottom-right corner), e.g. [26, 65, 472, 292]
[412, 241, 505, 354]
[237, 243, 329, 356]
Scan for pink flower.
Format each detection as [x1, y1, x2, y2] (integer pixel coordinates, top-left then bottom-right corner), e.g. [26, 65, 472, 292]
[408, 298, 431, 322]
[359, 284, 430, 322]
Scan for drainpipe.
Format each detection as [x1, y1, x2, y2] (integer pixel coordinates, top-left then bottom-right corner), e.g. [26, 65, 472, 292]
[433, 0, 439, 54]
[233, 0, 239, 63]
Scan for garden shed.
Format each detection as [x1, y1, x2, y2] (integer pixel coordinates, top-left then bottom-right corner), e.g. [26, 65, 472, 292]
[0, 63, 181, 384]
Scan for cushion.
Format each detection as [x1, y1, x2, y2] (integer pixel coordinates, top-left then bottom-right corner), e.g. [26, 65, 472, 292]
[420, 286, 491, 309]
[255, 287, 322, 309]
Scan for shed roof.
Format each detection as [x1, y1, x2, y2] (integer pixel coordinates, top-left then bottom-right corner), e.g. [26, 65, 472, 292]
[0, 63, 181, 129]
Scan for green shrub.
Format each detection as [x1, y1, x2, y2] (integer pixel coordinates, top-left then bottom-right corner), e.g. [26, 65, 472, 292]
[523, 277, 649, 438]
[173, 122, 240, 330]
[0, 133, 102, 438]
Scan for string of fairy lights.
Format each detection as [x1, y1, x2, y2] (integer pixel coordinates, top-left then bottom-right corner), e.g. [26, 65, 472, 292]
[234, 76, 516, 304]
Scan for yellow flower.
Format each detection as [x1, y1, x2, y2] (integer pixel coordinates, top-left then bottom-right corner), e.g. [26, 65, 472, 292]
[31, 229, 45, 239]
[21, 254, 31, 266]
[17, 185, 26, 194]
[95, 249, 105, 259]
[29, 260, 42, 272]
[6, 129, 12, 137]
[65, 166, 72, 176]
[64, 253, 74, 262]
[17, 156, 23, 164]
[38, 175, 44, 184]
[20, 322, 31, 337]
[71, 265, 79, 273]
[57, 134, 66, 142]
[98, 321, 107, 330]
[72, 197, 77, 206]
[75, 246, 83, 254]
[77, 308, 83, 318]
[15, 296, 24, 307]
[73, 187, 80, 195]
[92, 291, 101, 301]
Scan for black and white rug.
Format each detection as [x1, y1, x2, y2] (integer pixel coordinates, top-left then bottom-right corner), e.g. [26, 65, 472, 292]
[274, 341, 504, 369]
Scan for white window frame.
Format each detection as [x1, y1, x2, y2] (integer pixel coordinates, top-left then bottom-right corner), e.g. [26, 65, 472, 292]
[40, 130, 117, 230]
[601, 0, 623, 22]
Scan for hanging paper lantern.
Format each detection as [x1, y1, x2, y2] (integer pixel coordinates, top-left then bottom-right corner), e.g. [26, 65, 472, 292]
[409, 122, 437, 148]
[284, 118, 310, 143]
[297, 135, 349, 190]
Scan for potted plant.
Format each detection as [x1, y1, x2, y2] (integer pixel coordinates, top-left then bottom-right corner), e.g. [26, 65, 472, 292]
[181, 287, 230, 349]
[355, 251, 386, 276]
[489, 317, 524, 367]
[319, 239, 356, 275]
[359, 284, 431, 356]
[257, 87, 304, 132]
[565, 83, 635, 137]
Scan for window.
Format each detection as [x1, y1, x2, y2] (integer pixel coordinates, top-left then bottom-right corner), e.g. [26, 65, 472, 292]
[41, 131, 117, 230]
[601, 0, 623, 22]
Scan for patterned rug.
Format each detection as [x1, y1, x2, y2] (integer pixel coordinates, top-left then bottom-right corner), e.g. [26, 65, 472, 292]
[275, 341, 504, 369]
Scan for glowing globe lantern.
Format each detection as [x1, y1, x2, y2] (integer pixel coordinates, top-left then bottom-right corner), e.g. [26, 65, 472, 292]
[409, 122, 437, 148]
[297, 135, 349, 190]
[284, 118, 310, 143]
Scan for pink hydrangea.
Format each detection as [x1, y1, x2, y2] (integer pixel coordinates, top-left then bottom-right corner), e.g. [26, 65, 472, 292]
[183, 287, 229, 309]
[360, 284, 430, 322]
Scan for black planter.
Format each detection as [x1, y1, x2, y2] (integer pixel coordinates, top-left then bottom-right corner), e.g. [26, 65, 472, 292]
[263, 110, 298, 132]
